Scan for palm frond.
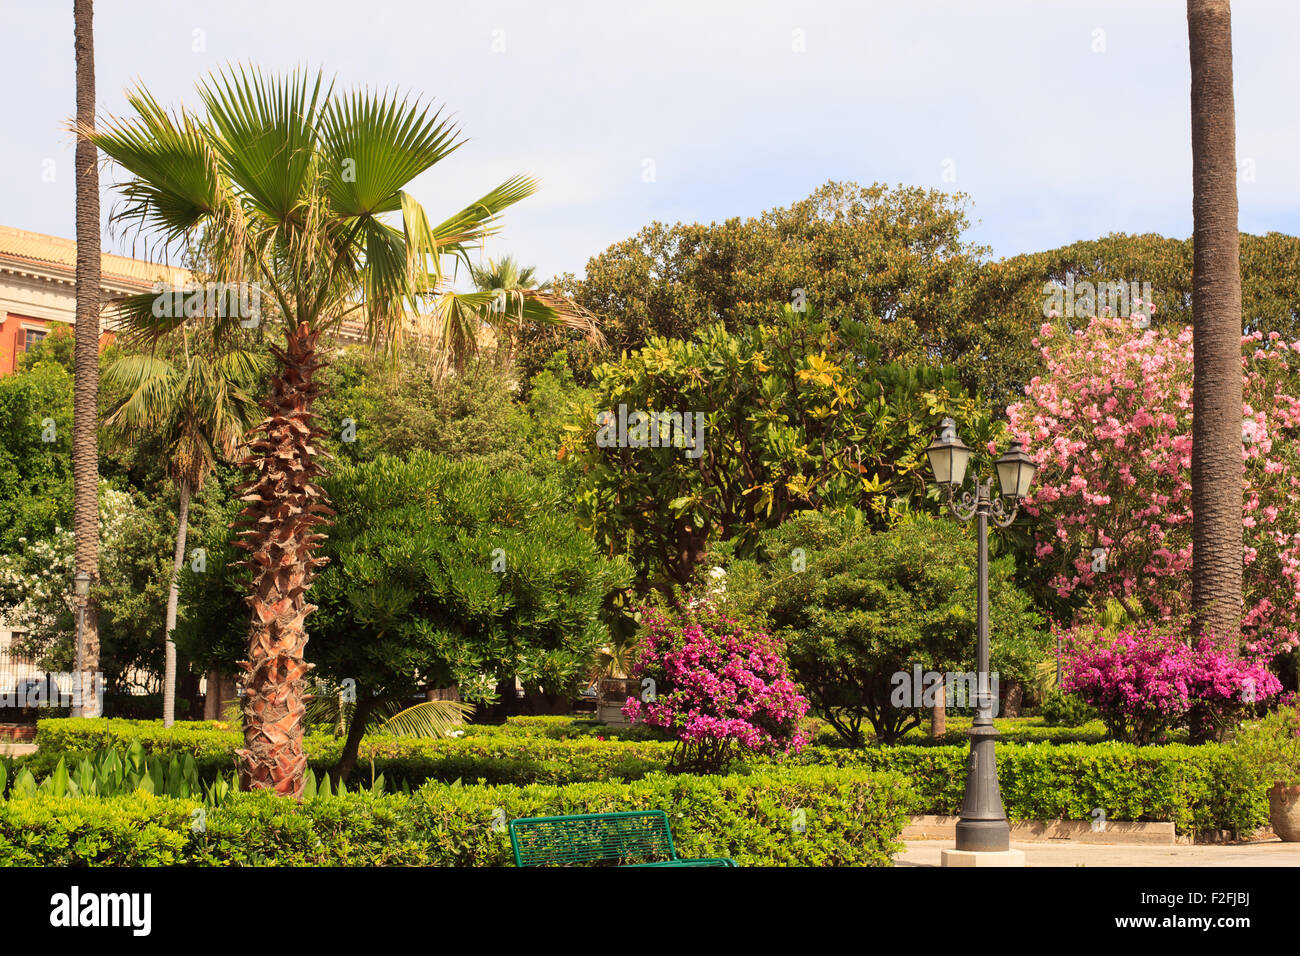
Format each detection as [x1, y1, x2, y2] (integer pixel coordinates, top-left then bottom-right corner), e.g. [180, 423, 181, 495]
[377, 700, 474, 738]
[198, 63, 326, 225]
[429, 175, 539, 267]
[320, 88, 462, 218]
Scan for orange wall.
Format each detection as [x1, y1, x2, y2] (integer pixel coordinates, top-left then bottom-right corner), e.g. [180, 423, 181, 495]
[0, 313, 56, 376]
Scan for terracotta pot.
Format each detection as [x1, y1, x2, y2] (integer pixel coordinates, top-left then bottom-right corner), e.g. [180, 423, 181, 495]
[1268, 783, 1300, 842]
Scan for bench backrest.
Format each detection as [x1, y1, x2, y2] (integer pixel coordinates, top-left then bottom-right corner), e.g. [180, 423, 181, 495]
[510, 811, 677, 867]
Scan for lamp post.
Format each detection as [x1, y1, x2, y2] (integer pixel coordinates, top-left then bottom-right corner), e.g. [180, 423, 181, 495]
[925, 418, 1037, 860]
[72, 571, 90, 718]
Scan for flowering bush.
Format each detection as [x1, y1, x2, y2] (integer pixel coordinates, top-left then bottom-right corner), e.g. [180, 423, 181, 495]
[1062, 624, 1281, 744]
[623, 602, 809, 772]
[1007, 313, 1300, 655]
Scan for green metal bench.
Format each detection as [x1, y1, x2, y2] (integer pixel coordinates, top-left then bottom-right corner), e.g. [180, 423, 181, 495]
[509, 810, 737, 867]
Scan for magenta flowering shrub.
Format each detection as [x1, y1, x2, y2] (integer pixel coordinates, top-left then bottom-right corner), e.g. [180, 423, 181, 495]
[622, 603, 809, 772]
[1062, 625, 1282, 744]
[1007, 313, 1300, 655]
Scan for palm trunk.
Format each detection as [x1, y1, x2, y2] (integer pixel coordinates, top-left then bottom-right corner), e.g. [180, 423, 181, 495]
[1187, 0, 1244, 644]
[930, 700, 946, 739]
[162, 480, 191, 727]
[72, 0, 101, 717]
[233, 322, 333, 796]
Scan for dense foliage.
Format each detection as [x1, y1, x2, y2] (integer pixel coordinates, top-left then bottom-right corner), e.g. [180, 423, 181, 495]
[566, 306, 998, 587]
[722, 512, 1049, 745]
[0, 767, 911, 866]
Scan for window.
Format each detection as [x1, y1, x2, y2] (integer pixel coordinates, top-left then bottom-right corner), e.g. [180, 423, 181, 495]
[22, 328, 46, 352]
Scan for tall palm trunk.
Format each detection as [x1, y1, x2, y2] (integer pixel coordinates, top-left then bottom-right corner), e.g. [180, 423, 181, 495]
[162, 480, 191, 727]
[1187, 0, 1244, 644]
[72, 0, 101, 716]
[233, 322, 332, 796]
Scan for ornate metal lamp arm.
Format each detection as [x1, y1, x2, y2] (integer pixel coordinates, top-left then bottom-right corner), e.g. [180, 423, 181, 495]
[943, 480, 979, 523]
[989, 493, 1020, 528]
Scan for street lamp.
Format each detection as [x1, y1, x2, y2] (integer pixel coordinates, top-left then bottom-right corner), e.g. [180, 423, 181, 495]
[72, 571, 90, 718]
[925, 419, 1037, 860]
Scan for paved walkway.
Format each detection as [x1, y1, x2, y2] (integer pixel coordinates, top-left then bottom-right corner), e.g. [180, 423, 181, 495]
[896, 839, 1300, 866]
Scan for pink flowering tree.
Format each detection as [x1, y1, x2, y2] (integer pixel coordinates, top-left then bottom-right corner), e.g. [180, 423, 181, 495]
[1062, 624, 1283, 744]
[1007, 312, 1300, 661]
[623, 602, 810, 773]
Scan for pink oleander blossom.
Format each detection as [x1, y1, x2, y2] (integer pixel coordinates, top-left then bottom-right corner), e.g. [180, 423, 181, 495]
[1010, 314, 1300, 655]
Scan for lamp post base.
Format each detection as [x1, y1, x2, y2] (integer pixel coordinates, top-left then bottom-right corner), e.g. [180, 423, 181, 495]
[941, 848, 1026, 868]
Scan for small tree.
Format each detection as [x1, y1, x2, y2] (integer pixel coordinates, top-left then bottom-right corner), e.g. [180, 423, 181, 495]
[102, 331, 263, 725]
[724, 511, 1048, 745]
[623, 602, 808, 773]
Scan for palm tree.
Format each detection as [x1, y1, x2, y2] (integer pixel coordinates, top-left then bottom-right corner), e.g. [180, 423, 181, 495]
[1187, 0, 1244, 642]
[429, 254, 600, 373]
[90, 65, 591, 795]
[102, 331, 264, 727]
[72, 0, 102, 717]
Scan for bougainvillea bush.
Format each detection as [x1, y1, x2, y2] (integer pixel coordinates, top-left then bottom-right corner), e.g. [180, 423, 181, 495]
[623, 603, 809, 772]
[1062, 624, 1282, 744]
[1008, 313, 1300, 657]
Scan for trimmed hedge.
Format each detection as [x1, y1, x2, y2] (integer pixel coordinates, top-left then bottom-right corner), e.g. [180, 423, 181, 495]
[31, 719, 676, 787]
[805, 743, 1267, 836]
[33, 718, 1268, 834]
[0, 766, 911, 866]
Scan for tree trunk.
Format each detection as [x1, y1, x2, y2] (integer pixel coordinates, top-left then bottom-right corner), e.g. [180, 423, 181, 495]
[162, 480, 191, 727]
[1187, 0, 1244, 645]
[204, 671, 237, 720]
[929, 700, 946, 738]
[72, 0, 101, 717]
[331, 696, 379, 788]
[232, 322, 333, 796]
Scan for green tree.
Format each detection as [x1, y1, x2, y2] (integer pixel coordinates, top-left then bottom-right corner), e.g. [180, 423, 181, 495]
[549, 181, 990, 382]
[0, 362, 74, 552]
[102, 331, 263, 725]
[566, 306, 998, 588]
[722, 512, 1048, 745]
[179, 452, 631, 779]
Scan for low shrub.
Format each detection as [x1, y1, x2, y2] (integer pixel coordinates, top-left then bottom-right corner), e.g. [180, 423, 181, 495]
[802, 742, 1267, 835]
[33, 718, 676, 787]
[1037, 690, 1099, 728]
[0, 766, 911, 867]
[33, 718, 1268, 835]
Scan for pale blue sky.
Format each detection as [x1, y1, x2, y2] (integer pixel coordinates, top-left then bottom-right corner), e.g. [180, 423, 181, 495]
[2, 0, 1297, 282]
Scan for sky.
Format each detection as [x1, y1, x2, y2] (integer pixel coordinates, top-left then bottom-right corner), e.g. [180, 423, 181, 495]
[2, 0, 1298, 284]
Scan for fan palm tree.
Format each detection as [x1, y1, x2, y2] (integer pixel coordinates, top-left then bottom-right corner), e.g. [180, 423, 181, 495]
[89, 65, 585, 795]
[102, 329, 264, 727]
[72, 0, 102, 717]
[1187, 0, 1244, 642]
[428, 254, 601, 373]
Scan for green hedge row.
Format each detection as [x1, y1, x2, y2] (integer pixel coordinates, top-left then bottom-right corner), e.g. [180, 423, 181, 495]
[34, 719, 1267, 834]
[31, 719, 676, 787]
[808, 742, 1268, 835]
[0, 766, 910, 866]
